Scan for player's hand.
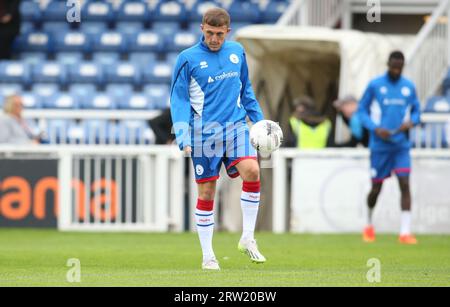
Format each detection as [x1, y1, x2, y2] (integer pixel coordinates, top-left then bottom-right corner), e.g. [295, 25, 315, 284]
[375, 128, 391, 140]
[183, 146, 192, 156]
[398, 121, 414, 132]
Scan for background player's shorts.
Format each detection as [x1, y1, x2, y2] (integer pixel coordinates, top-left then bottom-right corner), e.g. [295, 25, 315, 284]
[191, 129, 257, 183]
[370, 148, 411, 183]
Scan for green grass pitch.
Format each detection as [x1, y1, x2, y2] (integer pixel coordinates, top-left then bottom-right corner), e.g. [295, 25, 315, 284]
[0, 229, 449, 287]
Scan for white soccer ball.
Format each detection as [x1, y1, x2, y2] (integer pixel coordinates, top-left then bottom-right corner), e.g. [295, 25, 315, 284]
[250, 120, 283, 154]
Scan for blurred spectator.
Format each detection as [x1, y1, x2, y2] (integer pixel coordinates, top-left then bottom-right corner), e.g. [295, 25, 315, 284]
[0, 95, 40, 144]
[333, 95, 369, 147]
[0, 0, 21, 59]
[285, 96, 332, 148]
[148, 108, 175, 145]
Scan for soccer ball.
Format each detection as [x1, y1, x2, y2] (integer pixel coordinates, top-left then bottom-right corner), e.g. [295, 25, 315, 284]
[250, 120, 283, 154]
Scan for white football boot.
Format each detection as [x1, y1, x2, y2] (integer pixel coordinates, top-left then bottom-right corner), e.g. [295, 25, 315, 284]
[238, 238, 266, 263]
[202, 257, 220, 271]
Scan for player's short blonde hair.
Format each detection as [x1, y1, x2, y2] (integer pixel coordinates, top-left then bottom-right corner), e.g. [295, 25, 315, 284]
[202, 7, 230, 28]
[3, 95, 20, 114]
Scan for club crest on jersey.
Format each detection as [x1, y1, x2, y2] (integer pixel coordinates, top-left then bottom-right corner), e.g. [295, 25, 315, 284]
[229, 54, 239, 64]
[401, 86, 411, 97]
[200, 61, 208, 69]
[196, 165, 204, 176]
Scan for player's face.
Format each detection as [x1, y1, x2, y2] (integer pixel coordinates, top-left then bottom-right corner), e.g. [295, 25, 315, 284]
[387, 58, 404, 81]
[201, 24, 230, 52]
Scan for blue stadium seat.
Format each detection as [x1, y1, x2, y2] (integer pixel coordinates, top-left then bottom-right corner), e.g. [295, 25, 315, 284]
[42, 22, 72, 34]
[32, 84, 59, 100]
[153, 1, 187, 22]
[187, 22, 203, 36]
[118, 93, 154, 110]
[424, 96, 450, 113]
[14, 32, 51, 53]
[44, 93, 79, 109]
[228, 0, 261, 23]
[20, 0, 41, 23]
[68, 62, 104, 86]
[115, 22, 144, 35]
[21, 92, 43, 109]
[151, 22, 180, 37]
[142, 62, 172, 85]
[143, 84, 169, 109]
[43, 0, 70, 21]
[19, 52, 47, 65]
[54, 32, 91, 53]
[188, 0, 221, 22]
[105, 62, 141, 86]
[92, 52, 121, 66]
[56, 52, 84, 66]
[82, 93, 116, 109]
[166, 52, 179, 65]
[117, 0, 150, 22]
[129, 53, 157, 66]
[168, 31, 198, 52]
[81, 0, 114, 23]
[68, 84, 96, 106]
[92, 32, 128, 54]
[0, 61, 31, 85]
[20, 22, 35, 34]
[79, 22, 108, 36]
[105, 84, 133, 102]
[261, 0, 289, 23]
[32, 62, 67, 85]
[128, 31, 164, 53]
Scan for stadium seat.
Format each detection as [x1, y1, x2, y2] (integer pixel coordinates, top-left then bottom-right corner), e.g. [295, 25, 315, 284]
[92, 32, 128, 54]
[19, 52, 47, 65]
[115, 22, 145, 35]
[21, 92, 43, 109]
[79, 22, 109, 36]
[117, 0, 150, 22]
[20, 22, 35, 35]
[43, 0, 70, 21]
[42, 22, 72, 34]
[20, 0, 41, 23]
[118, 93, 154, 110]
[81, 0, 114, 23]
[44, 93, 79, 109]
[129, 53, 157, 66]
[187, 22, 203, 36]
[0, 61, 31, 85]
[68, 84, 96, 107]
[54, 32, 92, 54]
[32, 62, 67, 85]
[81, 120, 114, 144]
[151, 22, 180, 37]
[68, 62, 104, 86]
[143, 84, 170, 109]
[168, 31, 198, 52]
[116, 120, 155, 145]
[128, 31, 164, 53]
[153, 0, 187, 22]
[166, 52, 179, 65]
[105, 84, 133, 102]
[14, 32, 51, 53]
[228, 0, 261, 23]
[32, 83, 59, 100]
[105, 62, 141, 86]
[141, 62, 172, 85]
[188, 0, 221, 22]
[92, 52, 121, 66]
[82, 93, 116, 109]
[424, 96, 450, 113]
[56, 52, 84, 66]
[261, 0, 290, 23]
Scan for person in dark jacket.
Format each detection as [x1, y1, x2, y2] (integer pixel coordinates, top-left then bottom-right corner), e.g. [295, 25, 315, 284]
[0, 0, 21, 60]
[148, 108, 175, 145]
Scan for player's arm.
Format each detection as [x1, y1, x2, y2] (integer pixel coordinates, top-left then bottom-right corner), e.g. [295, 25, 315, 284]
[170, 55, 192, 152]
[358, 82, 390, 139]
[240, 52, 264, 123]
[399, 85, 421, 132]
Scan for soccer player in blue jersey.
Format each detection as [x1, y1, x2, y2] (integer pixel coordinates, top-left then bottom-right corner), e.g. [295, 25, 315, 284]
[358, 51, 421, 245]
[170, 8, 266, 270]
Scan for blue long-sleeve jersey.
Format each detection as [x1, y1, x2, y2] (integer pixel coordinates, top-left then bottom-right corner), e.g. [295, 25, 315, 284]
[170, 37, 264, 150]
[358, 72, 421, 151]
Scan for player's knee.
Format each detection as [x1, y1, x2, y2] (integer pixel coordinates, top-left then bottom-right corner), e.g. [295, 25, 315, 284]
[243, 166, 260, 182]
[199, 189, 216, 201]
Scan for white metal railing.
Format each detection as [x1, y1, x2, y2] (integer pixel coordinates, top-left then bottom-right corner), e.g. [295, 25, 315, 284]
[272, 148, 450, 233]
[277, 0, 343, 27]
[406, 0, 450, 104]
[0, 145, 185, 232]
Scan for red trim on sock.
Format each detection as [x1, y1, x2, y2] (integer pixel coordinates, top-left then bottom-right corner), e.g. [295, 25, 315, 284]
[197, 199, 214, 211]
[243, 181, 260, 193]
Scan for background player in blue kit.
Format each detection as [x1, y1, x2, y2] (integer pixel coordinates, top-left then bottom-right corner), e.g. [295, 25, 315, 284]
[170, 8, 266, 270]
[358, 51, 421, 245]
